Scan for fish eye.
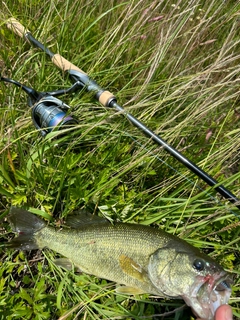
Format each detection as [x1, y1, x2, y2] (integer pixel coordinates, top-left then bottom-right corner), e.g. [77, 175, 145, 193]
[193, 259, 205, 272]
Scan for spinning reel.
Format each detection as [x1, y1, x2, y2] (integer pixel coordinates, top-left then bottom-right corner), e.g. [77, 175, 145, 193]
[1, 76, 80, 136]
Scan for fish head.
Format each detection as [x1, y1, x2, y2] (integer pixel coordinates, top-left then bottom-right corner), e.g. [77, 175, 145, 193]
[148, 242, 233, 320]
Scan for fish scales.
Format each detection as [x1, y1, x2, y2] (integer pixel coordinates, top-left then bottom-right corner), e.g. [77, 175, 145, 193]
[35, 222, 178, 294]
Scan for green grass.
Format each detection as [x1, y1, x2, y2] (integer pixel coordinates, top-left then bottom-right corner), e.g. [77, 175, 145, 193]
[0, 0, 240, 319]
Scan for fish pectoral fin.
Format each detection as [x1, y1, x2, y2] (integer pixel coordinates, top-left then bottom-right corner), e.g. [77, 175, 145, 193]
[54, 258, 73, 270]
[54, 258, 82, 272]
[119, 254, 147, 282]
[116, 286, 146, 295]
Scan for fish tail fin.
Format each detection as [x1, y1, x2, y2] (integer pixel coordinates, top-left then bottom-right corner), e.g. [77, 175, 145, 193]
[8, 206, 46, 250]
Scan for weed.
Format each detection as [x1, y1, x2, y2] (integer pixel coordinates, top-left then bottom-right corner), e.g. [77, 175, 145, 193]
[0, 0, 239, 319]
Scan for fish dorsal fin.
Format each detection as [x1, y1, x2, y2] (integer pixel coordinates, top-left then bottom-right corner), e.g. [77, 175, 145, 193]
[116, 286, 146, 295]
[119, 254, 147, 282]
[65, 210, 108, 229]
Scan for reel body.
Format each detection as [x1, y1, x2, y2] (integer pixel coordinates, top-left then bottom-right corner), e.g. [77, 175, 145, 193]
[1, 76, 79, 136]
[30, 95, 77, 136]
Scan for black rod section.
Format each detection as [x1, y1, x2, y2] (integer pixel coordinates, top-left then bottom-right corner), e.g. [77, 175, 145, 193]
[26, 32, 55, 58]
[111, 101, 240, 210]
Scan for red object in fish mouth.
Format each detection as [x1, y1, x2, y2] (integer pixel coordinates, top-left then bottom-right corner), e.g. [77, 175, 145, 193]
[184, 271, 233, 320]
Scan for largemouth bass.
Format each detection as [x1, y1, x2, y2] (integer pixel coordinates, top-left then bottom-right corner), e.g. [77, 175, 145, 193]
[8, 207, 232, 320]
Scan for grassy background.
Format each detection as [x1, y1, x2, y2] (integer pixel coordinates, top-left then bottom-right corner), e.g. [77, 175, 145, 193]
[0, 0, 240, 319]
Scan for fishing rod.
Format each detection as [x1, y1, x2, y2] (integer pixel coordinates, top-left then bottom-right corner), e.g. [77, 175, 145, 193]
[6, 18, 240, 211]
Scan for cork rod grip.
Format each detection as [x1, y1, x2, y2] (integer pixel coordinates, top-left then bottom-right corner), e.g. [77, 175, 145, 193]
[7, 18, 29, 38]
[52, 54, 115, 106]
[99, 91, 115, 106]
[52, 53, 87, 74]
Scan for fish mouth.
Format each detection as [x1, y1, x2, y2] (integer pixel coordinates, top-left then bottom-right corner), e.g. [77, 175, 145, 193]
[208, 277, 232, 314]
[184, 272, 233, 320]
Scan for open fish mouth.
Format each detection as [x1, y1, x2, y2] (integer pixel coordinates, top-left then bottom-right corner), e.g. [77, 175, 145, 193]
[185, 272, 233, 320]
[207, 276, 232, 315]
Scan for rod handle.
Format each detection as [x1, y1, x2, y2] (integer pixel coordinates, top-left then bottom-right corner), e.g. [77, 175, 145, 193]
[51, 53, 87, 74]
[51, 54, 115, 106]
[7, 18, 116, 107]
[6, 18, 29, 38]
[98, 91, 115, 106]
